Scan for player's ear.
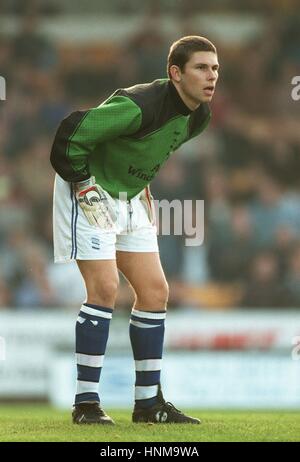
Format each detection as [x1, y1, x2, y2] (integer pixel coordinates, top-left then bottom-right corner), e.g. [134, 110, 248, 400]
[169, 65, 181, 83]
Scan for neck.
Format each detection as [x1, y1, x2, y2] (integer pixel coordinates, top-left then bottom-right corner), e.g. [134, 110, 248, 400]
[171, 81, 200, 112]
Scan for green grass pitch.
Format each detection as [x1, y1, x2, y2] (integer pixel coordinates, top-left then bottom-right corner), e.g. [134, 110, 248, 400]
[0, 405, 300, 442]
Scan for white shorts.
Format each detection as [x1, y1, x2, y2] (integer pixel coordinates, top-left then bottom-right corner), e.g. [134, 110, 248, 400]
[53, 174, 159, 262]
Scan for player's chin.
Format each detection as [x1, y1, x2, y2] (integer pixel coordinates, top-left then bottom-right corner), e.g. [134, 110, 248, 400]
[201, 94, 214, 102]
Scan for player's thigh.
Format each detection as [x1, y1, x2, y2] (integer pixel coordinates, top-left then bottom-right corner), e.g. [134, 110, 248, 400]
[116, 251, 169, 300]
[77, 259, 119, 301]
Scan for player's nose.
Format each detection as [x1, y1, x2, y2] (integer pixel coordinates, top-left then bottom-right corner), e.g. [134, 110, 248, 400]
[207, 68, 217, 81]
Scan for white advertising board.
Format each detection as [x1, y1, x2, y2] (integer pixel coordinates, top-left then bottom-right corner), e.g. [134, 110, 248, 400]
[48, 351, 300, 409]
[0, 309, 300, 408]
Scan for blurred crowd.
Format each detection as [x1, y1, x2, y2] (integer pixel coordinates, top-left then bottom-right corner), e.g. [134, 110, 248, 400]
[0, 5, 300, 310]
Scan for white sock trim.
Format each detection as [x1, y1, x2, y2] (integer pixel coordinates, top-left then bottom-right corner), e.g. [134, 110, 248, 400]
[76, 380, 99, 395]
[135, 359, 162, 371]
[131, 309, 166, 320]
[135, 384, 159, 400]
[76, 353, 104, 368]
[80, 305, 112, 319]
[130, 320, 161, 329]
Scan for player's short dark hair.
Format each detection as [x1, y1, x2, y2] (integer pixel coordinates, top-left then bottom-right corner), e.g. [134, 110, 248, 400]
[167, 35, 217, 79]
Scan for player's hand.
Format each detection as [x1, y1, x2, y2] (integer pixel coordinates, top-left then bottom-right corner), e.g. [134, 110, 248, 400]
[73, 177, 116, 229]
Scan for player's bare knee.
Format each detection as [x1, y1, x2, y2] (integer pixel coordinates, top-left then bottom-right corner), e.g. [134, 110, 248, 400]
[87, 278, 119, 307]
[137, 279, 169, 309]
[155, 280, 169, 307]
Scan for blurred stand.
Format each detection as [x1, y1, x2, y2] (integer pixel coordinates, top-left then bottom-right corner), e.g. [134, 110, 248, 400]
[0, 2, 300, 310]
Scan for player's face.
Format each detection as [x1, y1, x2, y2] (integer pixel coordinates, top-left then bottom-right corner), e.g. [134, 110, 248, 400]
[178, 51, 219, 106]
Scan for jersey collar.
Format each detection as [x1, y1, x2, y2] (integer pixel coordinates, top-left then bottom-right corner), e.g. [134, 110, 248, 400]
[168, 80, 193, 116]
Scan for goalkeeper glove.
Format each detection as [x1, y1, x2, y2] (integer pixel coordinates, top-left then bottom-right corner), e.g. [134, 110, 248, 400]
[73, 177, 117, 229]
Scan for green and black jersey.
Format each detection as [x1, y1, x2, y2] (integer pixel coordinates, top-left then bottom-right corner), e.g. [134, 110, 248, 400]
[50, 78, 211, 199]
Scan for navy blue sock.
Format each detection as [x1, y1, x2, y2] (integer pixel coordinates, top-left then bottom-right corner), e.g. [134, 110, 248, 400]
[129, 308, 166, 409]
[75, 303, 113, 405]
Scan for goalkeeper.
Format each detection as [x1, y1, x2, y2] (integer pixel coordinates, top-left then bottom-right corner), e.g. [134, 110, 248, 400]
[50, 35, 219, 425]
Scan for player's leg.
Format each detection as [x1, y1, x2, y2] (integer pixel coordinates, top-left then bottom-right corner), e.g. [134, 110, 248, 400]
[53, 175, 118, 424]
[115, 190, 199, 423]
[77, 259, 119, 307]
[116, 251, 199, 424]
[72, 259, 119, 425]
[117, 251, 167, 409]
[116, 251, 169, 311]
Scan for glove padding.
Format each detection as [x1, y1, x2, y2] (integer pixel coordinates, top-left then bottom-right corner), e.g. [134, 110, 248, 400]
[74, 177, 117, 229]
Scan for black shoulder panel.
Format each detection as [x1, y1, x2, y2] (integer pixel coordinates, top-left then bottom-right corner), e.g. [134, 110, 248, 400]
[113, 80, 211, 140]
[50, 110, 91, 182]
[115, 80, 180, 139]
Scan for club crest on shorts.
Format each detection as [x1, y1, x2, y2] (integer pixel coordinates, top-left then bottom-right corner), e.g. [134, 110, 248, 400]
[91, 237, 100, 250]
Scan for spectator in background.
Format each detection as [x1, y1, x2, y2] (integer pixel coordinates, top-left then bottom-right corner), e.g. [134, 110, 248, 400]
[208, 204, 256, 282]
[4, 91, 42, 158]
[13, 136, 54, 207]
[47, 262, 87, 309]
[232, 40, 272, 116]
[127, 14, 168, 83]
[284, 243, 300, 308]
[249, 172, 300, 248]
[0, 273, 11, 308]
[1, 8, 300, 310]
[203, 165, 231, 241]
[0, 35, 12, 84]
[62, 48, 119, 105]
[240, 250, 292, 308]
[274, 225, 298, 277]
[37, 78, 71, 135]
[11, 14, 57, 71]
[259, 139, 300, 188]
[13, 240, 57, 308]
